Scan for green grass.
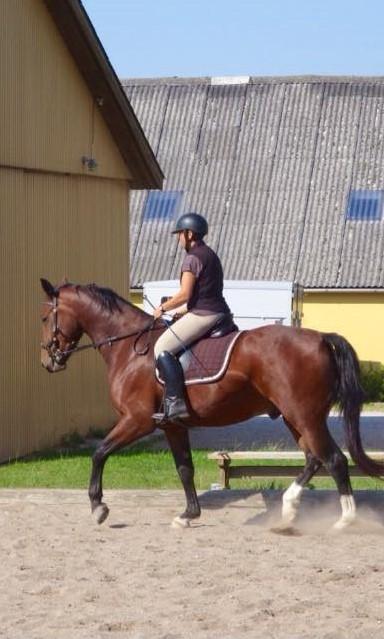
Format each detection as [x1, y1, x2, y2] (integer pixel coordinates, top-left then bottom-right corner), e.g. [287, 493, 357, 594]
[362, 402, 384, 412]
[0, 443, 383, 491]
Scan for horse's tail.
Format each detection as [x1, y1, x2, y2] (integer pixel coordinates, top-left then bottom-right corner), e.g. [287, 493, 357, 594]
[322, 332, 384, 479]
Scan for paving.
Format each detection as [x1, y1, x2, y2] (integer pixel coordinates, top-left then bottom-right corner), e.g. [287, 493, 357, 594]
[154, 413, 384, 451]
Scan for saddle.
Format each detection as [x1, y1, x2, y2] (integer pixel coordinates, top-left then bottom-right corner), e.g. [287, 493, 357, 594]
[156, 312, 242, 386]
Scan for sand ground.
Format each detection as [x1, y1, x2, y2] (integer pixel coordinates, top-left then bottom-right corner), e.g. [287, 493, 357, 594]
[1, 488, 384, 639]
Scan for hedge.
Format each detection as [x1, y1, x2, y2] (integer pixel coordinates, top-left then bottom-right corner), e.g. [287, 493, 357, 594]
[360, 363, 384, 402]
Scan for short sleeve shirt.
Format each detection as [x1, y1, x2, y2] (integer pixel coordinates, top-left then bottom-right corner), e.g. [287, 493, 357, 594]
[180, 249, 227, 316]
[181, 253, 208, 315]
[181, 254, 203, 278]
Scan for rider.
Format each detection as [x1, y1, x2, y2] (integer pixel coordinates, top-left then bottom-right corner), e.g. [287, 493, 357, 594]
[153, 213, 231, 422]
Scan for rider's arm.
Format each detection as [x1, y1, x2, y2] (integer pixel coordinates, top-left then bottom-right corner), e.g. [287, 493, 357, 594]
[153, 271, 196, 318]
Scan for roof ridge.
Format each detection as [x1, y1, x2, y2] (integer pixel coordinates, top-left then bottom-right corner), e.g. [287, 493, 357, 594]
[122, 75, 384, 86]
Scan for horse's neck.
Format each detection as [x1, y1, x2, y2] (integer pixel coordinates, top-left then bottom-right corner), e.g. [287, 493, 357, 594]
[74, 295, 150, 345]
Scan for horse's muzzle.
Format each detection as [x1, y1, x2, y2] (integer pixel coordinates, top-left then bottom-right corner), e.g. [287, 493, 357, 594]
[41, 360, 67, 373]
[40, 350, 67, 373]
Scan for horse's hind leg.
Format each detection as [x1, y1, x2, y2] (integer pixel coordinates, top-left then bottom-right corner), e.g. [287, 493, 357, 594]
[323, 446, 356, 530]
[281, 419, 322, 524]
[282, 451, 322, 524]
[306, 430, 356, 530]
[163, 424, 201, 528]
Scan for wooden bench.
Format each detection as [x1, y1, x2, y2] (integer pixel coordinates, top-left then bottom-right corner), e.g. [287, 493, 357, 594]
[207, 451, 384, 489]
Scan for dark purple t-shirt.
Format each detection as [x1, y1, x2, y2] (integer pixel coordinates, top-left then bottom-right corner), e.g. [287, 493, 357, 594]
[181, 241, 230, 315]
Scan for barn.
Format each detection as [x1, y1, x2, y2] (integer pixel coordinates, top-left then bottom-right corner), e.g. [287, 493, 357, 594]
[123, 76, 384, 366]
[0, 0, 162, 461]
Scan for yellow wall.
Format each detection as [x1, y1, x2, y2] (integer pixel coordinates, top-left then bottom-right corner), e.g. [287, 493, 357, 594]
[0, 167, 129, 461]
[302, 292, 384, 364]
[0, 0, 137, 461]
[129, 291, 144, 308]
[0, 0, 130, 181]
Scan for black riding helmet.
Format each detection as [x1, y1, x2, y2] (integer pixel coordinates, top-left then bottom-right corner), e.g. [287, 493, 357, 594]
[172, 213, 208, 238]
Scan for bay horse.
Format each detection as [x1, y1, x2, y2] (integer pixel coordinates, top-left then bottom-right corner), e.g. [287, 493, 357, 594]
[40, 279, 384, 531]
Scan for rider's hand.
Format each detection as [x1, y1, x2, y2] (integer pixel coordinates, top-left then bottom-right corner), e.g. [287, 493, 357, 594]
[153, 305, 163, 320]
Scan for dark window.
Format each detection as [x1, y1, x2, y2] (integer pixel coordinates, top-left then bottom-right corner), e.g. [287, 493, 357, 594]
[346, 190, 384, 221]
[143, 191, 183, 221]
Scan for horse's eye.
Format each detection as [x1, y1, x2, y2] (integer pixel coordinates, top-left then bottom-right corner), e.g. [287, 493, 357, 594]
[42, 316, 48, 323]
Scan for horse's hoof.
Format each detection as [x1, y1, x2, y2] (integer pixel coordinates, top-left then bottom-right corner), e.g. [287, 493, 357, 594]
[93, 503, 109, 525]
[332, 517, 356, 532]
[171, 516, 191, 529]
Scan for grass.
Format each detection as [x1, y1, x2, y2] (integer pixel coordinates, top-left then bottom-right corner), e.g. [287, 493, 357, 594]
[1, 402, 382, 491]
[0, 441, 383, 491]
[362, 402, 384, 412]
[0, 446, 207, 490]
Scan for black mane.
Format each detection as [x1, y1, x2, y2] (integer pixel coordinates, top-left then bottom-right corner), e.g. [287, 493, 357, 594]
[58, 282, 131, 313]
[83, 283, 129, 313]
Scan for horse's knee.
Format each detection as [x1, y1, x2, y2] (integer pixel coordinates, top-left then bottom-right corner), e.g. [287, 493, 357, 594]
[92, 445, 106, 465]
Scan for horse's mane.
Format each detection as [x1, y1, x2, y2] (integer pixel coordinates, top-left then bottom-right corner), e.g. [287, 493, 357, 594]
[59, 282, 135, 314]
[83, 283, 129, 313]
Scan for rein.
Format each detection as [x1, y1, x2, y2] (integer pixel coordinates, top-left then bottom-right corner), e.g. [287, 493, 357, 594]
[66, 321, 158, 357]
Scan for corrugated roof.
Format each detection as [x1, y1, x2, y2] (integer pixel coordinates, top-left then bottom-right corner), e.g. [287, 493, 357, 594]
[123, 76, 384, 287]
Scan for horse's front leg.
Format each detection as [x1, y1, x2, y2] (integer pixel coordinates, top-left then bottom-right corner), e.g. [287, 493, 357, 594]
[163, 424, 201, 528]
[89, 415, 153, 524]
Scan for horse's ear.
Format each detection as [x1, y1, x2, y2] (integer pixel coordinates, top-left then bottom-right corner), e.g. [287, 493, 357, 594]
[40, 278, 56, 298]
[60, 276, 69, 285]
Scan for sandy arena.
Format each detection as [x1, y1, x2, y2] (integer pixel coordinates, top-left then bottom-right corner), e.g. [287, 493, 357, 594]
[2, 488, 384, 639]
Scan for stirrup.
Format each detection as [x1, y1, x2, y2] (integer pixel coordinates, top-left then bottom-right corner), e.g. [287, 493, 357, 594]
[152, 414, 191, 428]
[152, 410, 190, 423]
[152, 398, 190, 424]
[152, 411, 168, 424]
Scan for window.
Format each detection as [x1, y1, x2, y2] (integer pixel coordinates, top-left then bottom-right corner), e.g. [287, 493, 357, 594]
[346, 190, 384, 221]
[143, 190, 183, 221]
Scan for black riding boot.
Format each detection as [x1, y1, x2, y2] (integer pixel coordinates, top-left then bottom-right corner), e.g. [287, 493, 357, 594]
[154, 351, 189, 422]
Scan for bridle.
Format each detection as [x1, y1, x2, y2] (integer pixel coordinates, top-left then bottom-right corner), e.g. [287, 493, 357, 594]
[41, 293, 160, 367]
[41, 296, 80, 366]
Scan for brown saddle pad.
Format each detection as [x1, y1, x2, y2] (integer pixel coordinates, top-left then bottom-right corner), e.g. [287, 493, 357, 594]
[156, 330, 243, 386]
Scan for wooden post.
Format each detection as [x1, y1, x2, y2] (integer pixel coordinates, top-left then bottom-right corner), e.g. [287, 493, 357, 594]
[217, 454, 231, 489]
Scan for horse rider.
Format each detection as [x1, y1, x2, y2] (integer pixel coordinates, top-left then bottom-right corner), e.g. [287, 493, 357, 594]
[152, 212, 231, 422]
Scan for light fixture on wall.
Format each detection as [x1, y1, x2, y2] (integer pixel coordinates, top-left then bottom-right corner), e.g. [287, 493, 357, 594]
[81, 156, 98, 171]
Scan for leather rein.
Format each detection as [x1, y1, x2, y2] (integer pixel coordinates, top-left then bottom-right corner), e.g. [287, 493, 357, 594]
[41, 294, 159, 366]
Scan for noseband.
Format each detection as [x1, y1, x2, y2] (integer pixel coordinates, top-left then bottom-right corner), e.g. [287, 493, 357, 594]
[41, 294, 160, 366]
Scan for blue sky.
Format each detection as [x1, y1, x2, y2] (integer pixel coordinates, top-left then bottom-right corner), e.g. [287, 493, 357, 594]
[82, 0, 384, 78]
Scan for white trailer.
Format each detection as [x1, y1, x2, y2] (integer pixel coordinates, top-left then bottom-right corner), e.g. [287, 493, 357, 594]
[143, 280, 303, 330]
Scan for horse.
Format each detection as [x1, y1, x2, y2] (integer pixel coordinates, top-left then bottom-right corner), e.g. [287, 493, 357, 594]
[40, 278, 384, 531]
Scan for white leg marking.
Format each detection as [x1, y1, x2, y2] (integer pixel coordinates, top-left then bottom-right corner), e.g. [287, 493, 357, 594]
[282, 481, 303, 523]
[333, 495, 357, 530]
[171, 516, 191, 529]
